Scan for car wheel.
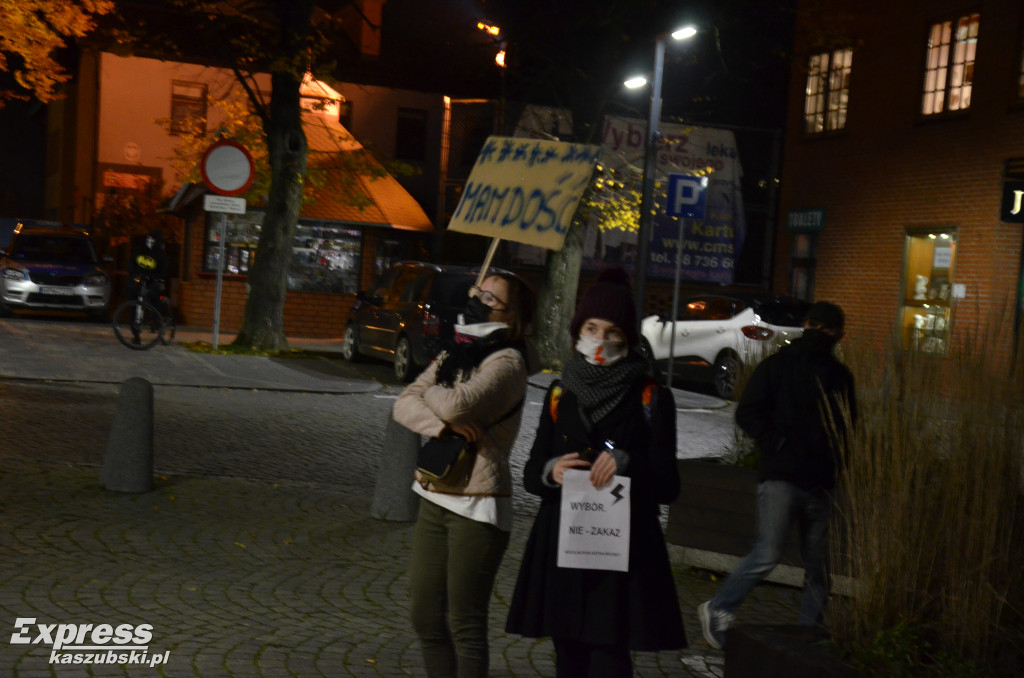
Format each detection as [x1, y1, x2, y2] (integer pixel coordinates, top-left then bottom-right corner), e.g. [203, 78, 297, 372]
[0, 299, 10, 318]
[394, 336, 414, 382]
[713, 352, 740, 400]
[340, 325, 361, 362]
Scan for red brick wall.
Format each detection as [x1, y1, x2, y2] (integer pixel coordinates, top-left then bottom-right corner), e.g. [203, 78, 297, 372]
[776, 0, 1024, 369]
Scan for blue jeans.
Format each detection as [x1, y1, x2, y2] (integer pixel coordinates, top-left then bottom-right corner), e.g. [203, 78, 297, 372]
[711, 480, 833, 626]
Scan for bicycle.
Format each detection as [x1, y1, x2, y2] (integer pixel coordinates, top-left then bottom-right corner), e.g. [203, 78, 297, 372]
[112, 276, 176, 350]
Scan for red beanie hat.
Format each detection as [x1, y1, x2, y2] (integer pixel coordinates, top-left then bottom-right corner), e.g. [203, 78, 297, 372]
[569, 267, 639, 347]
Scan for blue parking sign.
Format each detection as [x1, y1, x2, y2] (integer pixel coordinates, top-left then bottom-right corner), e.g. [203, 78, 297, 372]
[666, 173, 708, 219]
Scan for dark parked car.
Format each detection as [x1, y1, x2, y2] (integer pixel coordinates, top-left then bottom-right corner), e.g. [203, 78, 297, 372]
[341, 262, 497, 381]
[0, 226, 111, 320]
[640, 290, 810, 399]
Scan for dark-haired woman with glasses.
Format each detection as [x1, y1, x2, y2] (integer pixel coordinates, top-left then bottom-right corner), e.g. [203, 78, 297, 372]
[394, 271, 535, 678]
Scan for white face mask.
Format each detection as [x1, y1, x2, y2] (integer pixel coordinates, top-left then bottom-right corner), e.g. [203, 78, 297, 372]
[575, 336, 627, 366]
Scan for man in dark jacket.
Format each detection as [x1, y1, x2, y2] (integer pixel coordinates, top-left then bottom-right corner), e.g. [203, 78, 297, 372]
[698, 301, 856, 649]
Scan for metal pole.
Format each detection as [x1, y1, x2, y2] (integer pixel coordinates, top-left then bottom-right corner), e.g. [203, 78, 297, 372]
[667, 217, 686, 387]
[634, 36, 665, 323]
[212, 213, 227, 350]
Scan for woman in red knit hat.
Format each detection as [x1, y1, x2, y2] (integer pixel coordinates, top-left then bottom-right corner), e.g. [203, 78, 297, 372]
[506, 268, 687, 677]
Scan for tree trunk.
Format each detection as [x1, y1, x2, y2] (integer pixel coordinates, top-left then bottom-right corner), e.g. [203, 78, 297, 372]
[533, 220, 584, 370]
[233, 0, 314, 352]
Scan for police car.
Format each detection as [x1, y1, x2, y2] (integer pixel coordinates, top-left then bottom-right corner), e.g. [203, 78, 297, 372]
[0, 225, 111, 319]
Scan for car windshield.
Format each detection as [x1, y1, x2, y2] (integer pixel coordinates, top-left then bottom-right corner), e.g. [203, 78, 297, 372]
[11, 234, 97, 265]
[751, 297, 810, 326]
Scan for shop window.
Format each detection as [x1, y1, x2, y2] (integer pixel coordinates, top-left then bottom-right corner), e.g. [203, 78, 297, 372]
[202, 211, 362, 294]
[395, 108, 428, 162]
[804, 49, 853, 134]
[789, 232, 817, 301]
[170, 81, 207, 135]
[900, 229, 957, 354]
[922, 14, 979, 116]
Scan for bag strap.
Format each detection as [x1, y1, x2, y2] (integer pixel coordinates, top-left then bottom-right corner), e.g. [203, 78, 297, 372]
[489, 397, 525, 429]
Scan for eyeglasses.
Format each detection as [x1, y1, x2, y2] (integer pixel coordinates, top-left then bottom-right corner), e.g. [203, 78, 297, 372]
[469, 285, 508, 311]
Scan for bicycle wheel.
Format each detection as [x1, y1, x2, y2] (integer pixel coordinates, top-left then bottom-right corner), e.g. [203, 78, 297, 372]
[112, 300, 165, 350]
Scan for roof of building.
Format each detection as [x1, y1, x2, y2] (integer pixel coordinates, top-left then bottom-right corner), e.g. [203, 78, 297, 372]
[300, 113, 432, 231]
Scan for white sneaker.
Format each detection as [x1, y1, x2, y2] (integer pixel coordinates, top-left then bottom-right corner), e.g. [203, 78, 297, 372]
[698, 601, 734, 649]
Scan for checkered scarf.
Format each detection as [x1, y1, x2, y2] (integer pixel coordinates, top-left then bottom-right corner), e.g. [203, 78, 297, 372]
[561, 351, 647, 426]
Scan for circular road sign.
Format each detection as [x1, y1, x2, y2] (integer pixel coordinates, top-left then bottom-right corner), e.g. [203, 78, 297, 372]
[200, 140, 255, 196]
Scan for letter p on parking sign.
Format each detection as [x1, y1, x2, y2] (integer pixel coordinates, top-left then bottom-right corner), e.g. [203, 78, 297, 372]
[667, 173, 708, 219]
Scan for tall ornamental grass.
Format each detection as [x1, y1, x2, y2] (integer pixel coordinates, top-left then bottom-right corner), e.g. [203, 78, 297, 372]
[832, 327, 1024, 676]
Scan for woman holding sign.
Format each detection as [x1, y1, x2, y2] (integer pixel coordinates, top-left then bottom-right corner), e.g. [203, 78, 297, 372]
[394, 271, 534, 678]
[506, 268, 686, 677]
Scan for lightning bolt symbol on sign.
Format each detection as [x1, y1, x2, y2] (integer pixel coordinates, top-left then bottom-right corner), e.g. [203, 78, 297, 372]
[610, 483, 625, 505]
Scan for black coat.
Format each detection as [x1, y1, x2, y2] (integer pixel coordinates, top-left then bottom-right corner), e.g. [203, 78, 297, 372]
[736, 336, 857, 491]
[505, 376, 687, 651]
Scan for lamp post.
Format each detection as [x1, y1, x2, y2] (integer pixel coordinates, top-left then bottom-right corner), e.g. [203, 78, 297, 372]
[628, 26, 697, 316]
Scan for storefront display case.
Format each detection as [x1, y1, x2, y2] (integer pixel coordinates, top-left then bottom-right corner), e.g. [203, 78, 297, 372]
[900, 229, 957, 354]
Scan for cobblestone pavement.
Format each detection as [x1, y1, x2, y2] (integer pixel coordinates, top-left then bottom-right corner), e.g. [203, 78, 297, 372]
[0, 317, 802, 677]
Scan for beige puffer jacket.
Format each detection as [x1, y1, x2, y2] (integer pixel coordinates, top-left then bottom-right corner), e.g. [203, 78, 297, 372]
[393, 347, 527, 496]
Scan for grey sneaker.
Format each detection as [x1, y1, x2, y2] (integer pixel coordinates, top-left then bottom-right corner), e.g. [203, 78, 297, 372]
[698, 601, 734, 649]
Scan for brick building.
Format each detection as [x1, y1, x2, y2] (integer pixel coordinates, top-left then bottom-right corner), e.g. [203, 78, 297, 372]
[776, 0, 1024, 367]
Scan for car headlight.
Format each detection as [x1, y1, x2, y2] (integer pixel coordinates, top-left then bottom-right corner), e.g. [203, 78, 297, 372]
[84, 272, 109, 287]
[2, 267, 27, 281]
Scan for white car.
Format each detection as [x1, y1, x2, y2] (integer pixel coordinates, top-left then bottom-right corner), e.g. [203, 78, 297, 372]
[640, 292, 809, 399]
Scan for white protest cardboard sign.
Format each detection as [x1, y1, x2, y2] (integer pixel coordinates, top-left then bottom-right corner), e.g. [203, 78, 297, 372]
[557, 469, 631, 572]
[447, 136, 601, 251]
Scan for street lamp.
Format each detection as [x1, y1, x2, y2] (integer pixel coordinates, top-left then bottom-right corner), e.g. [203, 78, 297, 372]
[626, 25, 697, 317]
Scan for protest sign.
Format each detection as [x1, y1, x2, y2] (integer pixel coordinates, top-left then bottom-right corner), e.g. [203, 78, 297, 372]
[447, 136, 601, 251]
[557, 469, 631, 572]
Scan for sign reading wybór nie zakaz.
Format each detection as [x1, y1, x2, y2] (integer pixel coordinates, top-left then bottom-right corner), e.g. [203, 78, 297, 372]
[447, 136, 601, 250]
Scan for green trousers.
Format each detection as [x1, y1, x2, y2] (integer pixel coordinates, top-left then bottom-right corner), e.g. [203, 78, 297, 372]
[409, 498, 510, 678]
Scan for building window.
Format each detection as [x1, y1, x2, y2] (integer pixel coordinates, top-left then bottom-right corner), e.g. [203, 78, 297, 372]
[922, 14, 980, 116]
[1018, 49, 1024, 99]
[395, 108, 428, 162]
[804, 49, 853, 134]
[789, 232, 817, 301]
[338, 100, 353, 130]
[900, 229, 958, 354]
[202, 211, 362, 294]
[170, 81, 208, 135]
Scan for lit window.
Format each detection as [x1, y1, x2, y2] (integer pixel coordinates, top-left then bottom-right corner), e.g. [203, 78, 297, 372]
[899, 229, 957, 355]
[1019, 50, 1024, 99]
[922, 14, 979, 115]
[804, 49, 853, 134]
[170, 81, 207, 135]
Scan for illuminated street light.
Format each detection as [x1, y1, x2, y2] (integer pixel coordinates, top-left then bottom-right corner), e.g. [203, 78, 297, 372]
[626, 25, 697, 317]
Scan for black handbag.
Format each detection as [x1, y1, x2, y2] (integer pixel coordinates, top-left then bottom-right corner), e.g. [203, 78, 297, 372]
[416, 398, 525, 484]
[416, 434, 475, 484]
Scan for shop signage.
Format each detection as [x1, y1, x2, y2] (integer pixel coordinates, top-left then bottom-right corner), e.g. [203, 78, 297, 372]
[447, 136, 601, 250]
[999, 180, 1024, 223]
[787, 208, 826, 232]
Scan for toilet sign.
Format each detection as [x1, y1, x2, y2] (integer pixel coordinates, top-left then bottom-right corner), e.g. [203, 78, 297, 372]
[666, 173, 708, 220]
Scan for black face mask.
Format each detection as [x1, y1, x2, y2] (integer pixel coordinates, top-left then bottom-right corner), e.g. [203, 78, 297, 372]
[461, 296, 493, 324]
[802, 327, 839, 353]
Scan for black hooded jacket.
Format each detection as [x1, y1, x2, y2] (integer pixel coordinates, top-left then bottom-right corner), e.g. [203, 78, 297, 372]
[735, 333, 857, 491]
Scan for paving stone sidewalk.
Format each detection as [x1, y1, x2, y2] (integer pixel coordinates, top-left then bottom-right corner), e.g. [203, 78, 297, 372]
[0, 319, 803, 676]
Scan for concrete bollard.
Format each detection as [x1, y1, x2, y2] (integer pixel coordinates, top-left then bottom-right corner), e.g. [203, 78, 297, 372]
[101, 377, 154, 493]
[370, 406, 420, 521]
